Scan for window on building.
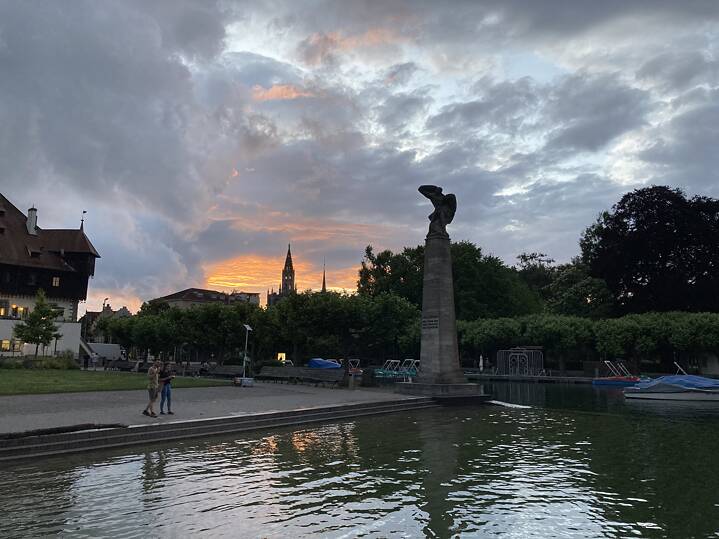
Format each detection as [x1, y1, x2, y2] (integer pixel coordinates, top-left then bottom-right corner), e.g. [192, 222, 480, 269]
[27, 273, 37, 286]
[52, 276, 60, 287]
[12, 340, 22, 352]
[1, 340, 10, 352]
[0, 300, 8, 317]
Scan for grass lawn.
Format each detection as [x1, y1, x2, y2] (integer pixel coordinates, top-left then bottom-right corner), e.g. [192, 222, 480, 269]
[0, 369, 230, 396]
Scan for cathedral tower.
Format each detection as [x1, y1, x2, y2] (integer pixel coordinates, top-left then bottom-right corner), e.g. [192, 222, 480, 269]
[279, 244, 296, 294]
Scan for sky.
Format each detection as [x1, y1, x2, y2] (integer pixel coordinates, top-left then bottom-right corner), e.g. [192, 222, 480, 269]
[1, 1, 718, 313]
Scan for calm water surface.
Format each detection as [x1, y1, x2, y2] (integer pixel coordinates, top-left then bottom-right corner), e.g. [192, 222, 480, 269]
[2, 383, 719, 538]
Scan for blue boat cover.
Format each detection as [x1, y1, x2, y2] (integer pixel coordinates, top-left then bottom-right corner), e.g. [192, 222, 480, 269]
[633, 374, 719, 390]
[307, 358, 342, 369]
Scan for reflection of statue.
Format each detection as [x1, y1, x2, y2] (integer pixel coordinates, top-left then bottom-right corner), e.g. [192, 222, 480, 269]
[419, 185, 456, 237]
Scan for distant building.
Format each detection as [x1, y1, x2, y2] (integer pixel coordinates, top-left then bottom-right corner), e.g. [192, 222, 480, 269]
[150, 287, 260, 310]
[266, 245, 330, 306]
[267, 244, 296, 306]
[0, 193, 100, 357]
[80, 303, 131, 344]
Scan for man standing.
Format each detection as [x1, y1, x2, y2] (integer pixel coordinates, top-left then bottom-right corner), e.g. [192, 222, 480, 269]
[159, 362, 175, 415]
[142, 360, 161, 418]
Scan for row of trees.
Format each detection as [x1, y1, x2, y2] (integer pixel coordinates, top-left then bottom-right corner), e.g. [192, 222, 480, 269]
[459, 312, 719, 372]
[103, 291, 420, 365]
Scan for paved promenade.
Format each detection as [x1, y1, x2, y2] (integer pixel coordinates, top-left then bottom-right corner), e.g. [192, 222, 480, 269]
[0, 383, 405, 434]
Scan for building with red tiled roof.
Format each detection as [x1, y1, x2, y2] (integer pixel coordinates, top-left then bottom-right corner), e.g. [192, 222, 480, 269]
[150, 287, 260, 310]
[0, 193, 100, 356]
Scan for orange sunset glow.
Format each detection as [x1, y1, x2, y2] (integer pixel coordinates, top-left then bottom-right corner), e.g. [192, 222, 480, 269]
[204, 253, 358, 303]
[252, 84, 315, 101]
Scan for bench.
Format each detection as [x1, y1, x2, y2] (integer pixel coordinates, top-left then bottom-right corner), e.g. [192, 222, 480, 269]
[209, 365, 246, 378]
[106, 360, 134, 371]
[257, 366, 346, 387]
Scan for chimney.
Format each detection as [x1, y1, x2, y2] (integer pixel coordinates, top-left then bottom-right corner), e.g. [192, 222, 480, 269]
[26, 207, 38, 235]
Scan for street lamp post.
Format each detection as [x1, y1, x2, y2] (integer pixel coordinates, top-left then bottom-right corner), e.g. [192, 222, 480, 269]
[242, 324, 253, 379]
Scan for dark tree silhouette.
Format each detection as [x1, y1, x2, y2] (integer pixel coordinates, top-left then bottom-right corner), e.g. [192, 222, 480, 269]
[580, 186, 719, 313]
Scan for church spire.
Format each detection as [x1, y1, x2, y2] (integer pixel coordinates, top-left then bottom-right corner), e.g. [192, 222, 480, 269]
[321, 257, 327, 293]
[280, 243, 295, 294]
[284, 243, 293, 271]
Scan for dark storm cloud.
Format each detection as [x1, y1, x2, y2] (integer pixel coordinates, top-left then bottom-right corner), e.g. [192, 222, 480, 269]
[427, 77, 540, 137]
[636, 50, 719, 92]
[376, 88, 433, 133]
[2, 0, 718, 307]
[543, 73, 651, 152]
[638, 88, 719, 195]
[0, 0, 238, 221]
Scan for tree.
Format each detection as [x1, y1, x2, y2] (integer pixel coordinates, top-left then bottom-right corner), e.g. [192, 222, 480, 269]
[545, 261, 614, 319]
[516, 252, 556, 301]
[13, 289, 62, 358]
[581, 186, 719, 313]
[358, 245, 423, 306]
[358, 241, 542, 320]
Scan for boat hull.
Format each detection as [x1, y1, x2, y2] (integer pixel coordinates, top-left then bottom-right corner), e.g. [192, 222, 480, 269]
[624, 391, 719, 401]
[593, 377, 641, 387]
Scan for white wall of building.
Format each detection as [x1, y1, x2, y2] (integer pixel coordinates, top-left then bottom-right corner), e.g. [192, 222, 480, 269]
[0, 318, 82, 358]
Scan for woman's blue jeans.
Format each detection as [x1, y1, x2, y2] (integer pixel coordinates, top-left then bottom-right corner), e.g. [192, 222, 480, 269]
[160, 384, 171, 412]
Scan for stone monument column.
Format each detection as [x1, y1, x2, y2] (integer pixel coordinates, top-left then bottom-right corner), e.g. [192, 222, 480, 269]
[397, 185, 487, 400]
[418, 231, 465, 384]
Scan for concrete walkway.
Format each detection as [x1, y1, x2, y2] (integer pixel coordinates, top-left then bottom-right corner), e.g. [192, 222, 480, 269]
[0, 383, 406, 434]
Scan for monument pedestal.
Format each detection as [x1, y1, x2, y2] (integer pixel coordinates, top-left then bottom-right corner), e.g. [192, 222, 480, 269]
[396, 231, 488, 402]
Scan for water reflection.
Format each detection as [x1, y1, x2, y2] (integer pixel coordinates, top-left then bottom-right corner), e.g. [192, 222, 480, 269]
[2, 386, 719, 537]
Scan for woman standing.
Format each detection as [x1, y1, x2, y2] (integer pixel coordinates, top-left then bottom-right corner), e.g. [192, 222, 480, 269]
[159, 362, 175, 415]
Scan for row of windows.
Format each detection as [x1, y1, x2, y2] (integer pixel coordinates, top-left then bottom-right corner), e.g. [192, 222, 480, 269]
[1, 273, 60, 286]
[0, 303, 28, 319]
[0, 339, 23, 352]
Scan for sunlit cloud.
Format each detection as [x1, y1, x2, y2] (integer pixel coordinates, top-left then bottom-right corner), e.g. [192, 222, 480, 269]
[252, 84, 315, 101]
[86, 288, 143, 315]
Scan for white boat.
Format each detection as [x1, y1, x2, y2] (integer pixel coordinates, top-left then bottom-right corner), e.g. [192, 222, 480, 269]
[624, 374, 719, 401]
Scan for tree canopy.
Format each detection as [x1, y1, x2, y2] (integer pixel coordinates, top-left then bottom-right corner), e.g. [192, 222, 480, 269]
[580, 186, 719, 313]
[358, 241, 542, 320]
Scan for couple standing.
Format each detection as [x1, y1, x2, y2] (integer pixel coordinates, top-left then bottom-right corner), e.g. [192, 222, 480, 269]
[142, 360, 174, 418]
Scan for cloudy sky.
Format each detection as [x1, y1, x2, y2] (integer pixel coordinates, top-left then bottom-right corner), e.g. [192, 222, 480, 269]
[2, 1, 718, 312]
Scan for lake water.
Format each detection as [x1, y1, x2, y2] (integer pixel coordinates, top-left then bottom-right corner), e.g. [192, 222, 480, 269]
[2, 383, 719, 538]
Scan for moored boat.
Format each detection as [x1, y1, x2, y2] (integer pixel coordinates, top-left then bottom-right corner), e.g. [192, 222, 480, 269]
[624, 374, 719, 401]
[592, 376, 643, 387]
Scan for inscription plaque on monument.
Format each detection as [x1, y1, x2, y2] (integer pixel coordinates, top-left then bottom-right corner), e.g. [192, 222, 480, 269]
[421, 317, 439, 330]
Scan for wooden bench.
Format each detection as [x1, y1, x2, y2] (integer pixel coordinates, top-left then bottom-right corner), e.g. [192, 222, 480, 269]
[209, 365, 246, 378]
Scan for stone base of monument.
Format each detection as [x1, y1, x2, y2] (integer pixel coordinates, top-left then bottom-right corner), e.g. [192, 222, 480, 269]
[395, 382, 491, 404]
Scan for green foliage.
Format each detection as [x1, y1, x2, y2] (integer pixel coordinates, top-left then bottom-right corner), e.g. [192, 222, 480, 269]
[359, 241, 542, 320]
[461, 311, 719, 370]
[581, 185, 719, 313]
[12, 290, 62, 358]
[0, 355, 79, 370]
[545, 261, 614, 319]
[516, 252, 555, 301]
